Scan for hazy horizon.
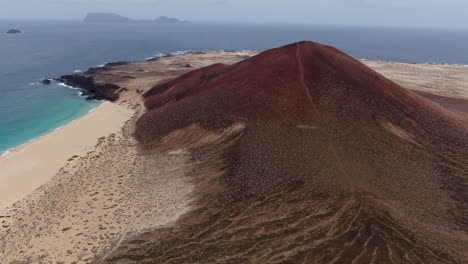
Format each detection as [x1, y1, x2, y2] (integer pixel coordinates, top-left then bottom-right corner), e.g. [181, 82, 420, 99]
[1, 0, 468, 29]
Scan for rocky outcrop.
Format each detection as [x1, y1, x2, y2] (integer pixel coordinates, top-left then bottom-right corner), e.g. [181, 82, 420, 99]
[40, 78, 51, 85]
[59, 74, 123, 101]
[104, 61, 129, 67]
[6, 29, 22, 34]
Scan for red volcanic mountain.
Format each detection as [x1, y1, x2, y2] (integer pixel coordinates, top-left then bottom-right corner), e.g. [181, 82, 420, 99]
[111, 42, 468, 263]
[137, 41, 467, 141]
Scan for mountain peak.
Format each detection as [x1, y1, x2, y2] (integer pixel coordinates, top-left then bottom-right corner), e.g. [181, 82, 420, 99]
[137, 41, 465, 143]
[126, 41, 468, 263]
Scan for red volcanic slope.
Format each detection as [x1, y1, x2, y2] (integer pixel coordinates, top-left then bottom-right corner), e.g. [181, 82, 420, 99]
[135, 40, 468, 208]
[136, 41, 467, 143]
[124, 41, 468, 263]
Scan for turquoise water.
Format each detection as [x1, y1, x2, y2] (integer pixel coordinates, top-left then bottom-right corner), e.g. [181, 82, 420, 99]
[0, 81, 100, 154]
[1, 20, 468, 155]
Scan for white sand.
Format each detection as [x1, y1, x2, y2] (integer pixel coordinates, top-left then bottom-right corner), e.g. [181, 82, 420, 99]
[0, 103, 194, 263]
[0, 102, 133, 212]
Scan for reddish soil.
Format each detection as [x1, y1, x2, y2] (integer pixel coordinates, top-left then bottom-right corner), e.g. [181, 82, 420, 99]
[107, 41, 468, 263]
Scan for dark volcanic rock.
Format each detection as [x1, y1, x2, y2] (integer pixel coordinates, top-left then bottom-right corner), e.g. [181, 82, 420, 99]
[6, 29, 22, 34]
[104, 61, 129, 67]
[40, 78, 51, 85]
[59, 74, 122, 101]
[59, 75, 94, 89]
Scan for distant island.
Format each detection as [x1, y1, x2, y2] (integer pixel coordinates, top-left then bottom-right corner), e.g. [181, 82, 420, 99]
[84, 13, 190, 23]
[6, 29, 22, 34]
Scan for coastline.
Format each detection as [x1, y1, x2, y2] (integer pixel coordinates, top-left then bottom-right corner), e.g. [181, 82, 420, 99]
[0, 80, 101, 157]
[1, 51, 467, 215]
[0, 51, 254, 215]
[0, 51, 256, 262]
[0, 105, 99, 158]
[13, 49, 459, 160]
[1, 50, 467, 262]
[0, 101, 133, 212]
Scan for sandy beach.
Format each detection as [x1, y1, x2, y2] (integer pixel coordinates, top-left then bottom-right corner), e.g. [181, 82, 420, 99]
[0, 50, 467, 263]
[0, 102, 133, 212]
[0, 52, 253, 263]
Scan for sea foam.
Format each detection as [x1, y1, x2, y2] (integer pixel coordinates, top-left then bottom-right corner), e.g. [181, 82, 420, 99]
[1, 150, 11, 157]
[58, 83, 79, 89]
[170, 51, 189, 56]
[145, 51, 191, 61]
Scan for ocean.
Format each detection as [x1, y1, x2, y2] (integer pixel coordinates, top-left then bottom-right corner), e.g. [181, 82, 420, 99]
[1, 20, 468, 155]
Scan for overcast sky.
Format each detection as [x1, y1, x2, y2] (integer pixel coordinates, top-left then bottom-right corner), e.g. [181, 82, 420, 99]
[1, 0, 468, 29]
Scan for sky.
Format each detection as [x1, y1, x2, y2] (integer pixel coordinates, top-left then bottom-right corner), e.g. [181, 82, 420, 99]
[1, 0, 468, 29]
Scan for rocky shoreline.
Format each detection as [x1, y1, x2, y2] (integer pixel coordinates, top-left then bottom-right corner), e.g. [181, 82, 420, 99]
[59, 62, 130, 101]
[57, 54, 196, 101]
[57, 51, 254, 104]
[59, 74, 126, 101]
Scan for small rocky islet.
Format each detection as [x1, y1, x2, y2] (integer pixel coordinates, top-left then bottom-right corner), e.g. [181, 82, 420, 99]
[6, 29, 22, 34]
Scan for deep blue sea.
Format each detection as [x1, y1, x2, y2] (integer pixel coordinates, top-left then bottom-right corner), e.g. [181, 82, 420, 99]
[1, 20, 468, 155]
